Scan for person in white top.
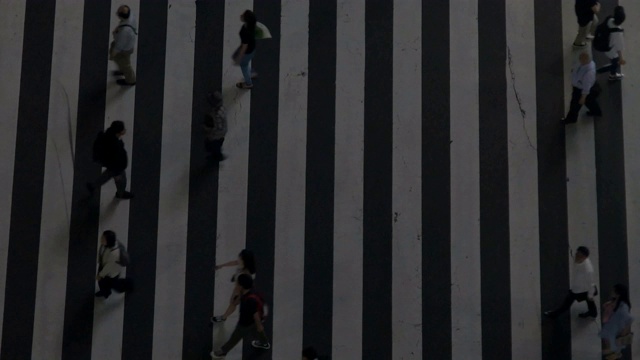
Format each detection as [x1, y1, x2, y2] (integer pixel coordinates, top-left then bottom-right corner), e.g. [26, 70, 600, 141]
[544, 246, 598, 318]
[597, 6, 626, 81]
[95, 230, 123, 299]
[110, 5, 137, 86]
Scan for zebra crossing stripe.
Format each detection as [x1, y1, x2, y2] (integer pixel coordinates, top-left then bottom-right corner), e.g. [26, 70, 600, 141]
[478, 0, 511, 357]
[332, 0, 365, 358]
[31, 0, 84, 358]
[181, 0, 224, 357]
[421, 0, 453, 357]
[506, 1, 543, 358]
[0, 0, 27, 355]
[391, 0, 423, 358]
[362, 1, 394, 358]
[1, 1, 56, 358]
[151, 1, 195, 358]
[303, 0, 337, 357]
[449, 0, 482, 358]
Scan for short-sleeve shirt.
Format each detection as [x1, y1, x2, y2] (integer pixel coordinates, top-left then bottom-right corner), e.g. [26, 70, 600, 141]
[240, 25, 256, 54]
[238, 292, 258, 326]
[575, 0, 598, 26]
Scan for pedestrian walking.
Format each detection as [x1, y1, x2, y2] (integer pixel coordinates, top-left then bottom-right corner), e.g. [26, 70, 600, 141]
[211, 274, 271, 358]
[601, 284, 634, 360]
[88, 120, 134, 199]
[573, 0, 600, 47]
[562, 52, 602, 124]
[110, 5, 137, 86]
[211, 249, 256, 323]
[234, 10, 257, 90]
[95, 230, 132, 299]
[204, 92, 227, 161]
[544, 246, 598, 319]
[595, 6, 626, 81]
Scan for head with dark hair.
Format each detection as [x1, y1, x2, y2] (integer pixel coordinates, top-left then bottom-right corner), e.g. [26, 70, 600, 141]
[302, 346, 318, 360]
[102, 230, 117, 248]
[237, 273, 254, 290]
[613, 6, 626, 25]
[613, 283, 631, 310]
[241, 10, 257, 29]
[108, 120, 126, 137]
[117, 5, 131, 19]
[239, 249, 256, 274]
[574, 246, 589, 263]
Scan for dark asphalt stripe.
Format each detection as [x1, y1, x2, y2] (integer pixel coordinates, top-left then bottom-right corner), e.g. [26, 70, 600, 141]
[0, 1, 56, 358]
[242, 1, 280, 358]
[120, 1, 167, 358]
[181, 0, 224, 358]
[361, 1, 393, 359]
[421, 0, 452, 357]
[302, 0, 337, 357]
[533, 1, 572, 359]
[478, 0, 511, 359]
[592, 3, 630, 360]
[61, 1, 111, 359]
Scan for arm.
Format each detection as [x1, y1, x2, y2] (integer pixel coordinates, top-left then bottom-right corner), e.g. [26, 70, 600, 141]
[215, 259, 239, 270]
[254, 312, 264, 332]
[97, 250, 120, 279]
[587, 269, 595, 299]
[234, 44, 248, 64]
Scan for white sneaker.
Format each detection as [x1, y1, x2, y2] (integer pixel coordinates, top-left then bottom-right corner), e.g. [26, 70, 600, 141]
[251, 340, 271, 350]
[608, 73, 624, 81]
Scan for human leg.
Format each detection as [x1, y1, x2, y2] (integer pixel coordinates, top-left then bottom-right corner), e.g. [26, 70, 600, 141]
[239, 52, 255, 86]
[114, 51, 136, 84]
[219, 324, 252, 354]
[112, 171, 127, 196]
[564, 87, 583, 123]
[585, 86, 602, 116]
[97, 276, 117, 298]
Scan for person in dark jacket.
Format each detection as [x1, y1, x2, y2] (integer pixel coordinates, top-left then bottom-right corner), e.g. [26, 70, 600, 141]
[87, 120, 134, 199]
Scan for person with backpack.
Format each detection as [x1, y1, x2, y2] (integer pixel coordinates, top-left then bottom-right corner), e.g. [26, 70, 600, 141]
[573, 0, 600, 47]
[562, 52, 602, 124]
[595, 6, 626, 81]
[87, 120, 134, 199]
[95, 230, 131, 299]
[234, 10, 257, 90]
[211, 274, 271, 358]
[211, 249, 256, 323]
[204, 92, 227, 161]
[110, 5, 137, 86]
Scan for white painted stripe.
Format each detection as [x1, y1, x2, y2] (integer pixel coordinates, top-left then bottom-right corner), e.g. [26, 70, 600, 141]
[30, 1, 83, 358]
[391, 0, 422, 358]
[332, 0, 364, 358]
[505, 1, 542, 358]
[212, 0, 252, 358]
[151, 1, 194, 359]
[91, 2, 139, 359]
[620, 0, 640, 355]
[271, 1, 309, 358]
[0, 0, 26, 353]
[449, 0, 482, 358]
[560, 2, 601, 359]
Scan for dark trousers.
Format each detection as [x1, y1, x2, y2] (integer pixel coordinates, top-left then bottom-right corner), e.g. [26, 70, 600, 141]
[92, 169, 127, 195]
[552, 290, 597, 316]
[205, 138, 224, 159]
[564, 85, 602, 123]
[597, 57, 620, 75]
[220, 323, 269, 354]
[98, 276, 131, 297]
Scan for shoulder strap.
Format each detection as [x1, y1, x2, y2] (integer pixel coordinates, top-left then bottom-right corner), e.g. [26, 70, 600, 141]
[118, 24, 138, 35]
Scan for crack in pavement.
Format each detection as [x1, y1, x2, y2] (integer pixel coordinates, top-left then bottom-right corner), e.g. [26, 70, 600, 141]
[507, 46, 536, 151]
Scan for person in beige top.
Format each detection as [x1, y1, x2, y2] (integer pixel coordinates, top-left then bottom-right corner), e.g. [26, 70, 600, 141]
[110, 5, 137, 86]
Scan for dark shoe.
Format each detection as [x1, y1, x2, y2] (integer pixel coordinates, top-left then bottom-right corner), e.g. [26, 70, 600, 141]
[115, 191, 134, 199]
[236, 82, 253, 89]
[586, 111, 602, 116]
[112, 70, 124, 76]
[116, 79, 136, 86]
[578, 311, 597, 319]
[95, 291, 110, 299]
[251, 340, 271, 350]
[86, 182, 95, 193]
[562, 117, 577, 124]
[210, 316, 226, 323]
[210, 350, 226, 359]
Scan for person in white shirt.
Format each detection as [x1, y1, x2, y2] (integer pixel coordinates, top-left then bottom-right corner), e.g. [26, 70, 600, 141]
[597, 6, 626, 81]
[110, 5, 137, 86]
[95, 230, 124, 299]
[563, 52, 602, 124]
[544, 246, 598, 318]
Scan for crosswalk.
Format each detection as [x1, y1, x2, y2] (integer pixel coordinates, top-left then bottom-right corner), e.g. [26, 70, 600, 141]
[0, 0, 639, 359]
